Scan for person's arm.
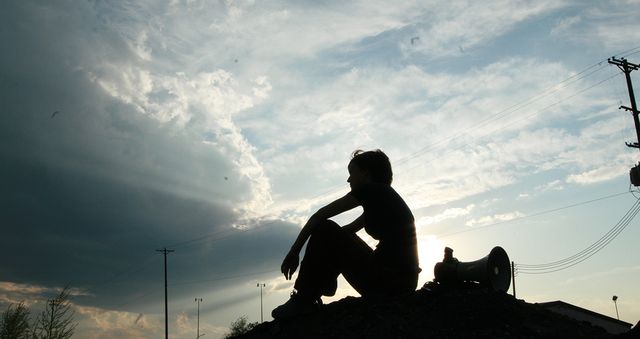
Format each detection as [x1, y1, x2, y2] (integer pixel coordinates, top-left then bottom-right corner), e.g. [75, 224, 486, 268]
[342, 214, 365, 233]
[281, 193, 360, 280]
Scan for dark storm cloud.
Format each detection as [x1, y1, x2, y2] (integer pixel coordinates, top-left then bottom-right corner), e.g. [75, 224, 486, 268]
[0, 1, 296, 312]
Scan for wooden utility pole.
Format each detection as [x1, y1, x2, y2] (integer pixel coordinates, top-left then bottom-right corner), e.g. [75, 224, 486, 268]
[608, 57, 639, 149]
[157, 248, 174, 339]
[609, 57, 640, 185]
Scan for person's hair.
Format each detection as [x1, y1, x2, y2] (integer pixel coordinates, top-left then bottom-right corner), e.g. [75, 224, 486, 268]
[349, 149, 393, 185]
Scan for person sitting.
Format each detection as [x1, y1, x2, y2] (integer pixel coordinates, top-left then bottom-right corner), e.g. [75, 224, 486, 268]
[272, 149, 421, 319]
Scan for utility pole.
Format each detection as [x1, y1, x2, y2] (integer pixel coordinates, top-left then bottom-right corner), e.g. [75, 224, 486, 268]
[608, 57, 639, 149]
[257, 283, 266, 323]
[157, 248, 174, 339]
[195, 298, 204, 338]
[609, 57, 640, 186]
[511, 261, 516, 299]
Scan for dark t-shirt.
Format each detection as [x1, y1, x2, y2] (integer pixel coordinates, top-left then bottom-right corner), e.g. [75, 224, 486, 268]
[349, 183, 421, 275]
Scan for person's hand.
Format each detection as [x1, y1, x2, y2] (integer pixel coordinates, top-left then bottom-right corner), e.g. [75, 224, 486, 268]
[280, 251, 299, 280]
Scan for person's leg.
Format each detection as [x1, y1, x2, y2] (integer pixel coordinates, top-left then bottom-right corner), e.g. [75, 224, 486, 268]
[293, 219, 414, 298]
[340, 248, 420, 297]
[274, 220, 370, 319]
[291, 219, 420, 299]
[293, 220, 373, 299]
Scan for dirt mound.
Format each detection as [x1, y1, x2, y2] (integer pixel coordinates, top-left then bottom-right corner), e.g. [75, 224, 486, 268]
[233, 282, 636, 339]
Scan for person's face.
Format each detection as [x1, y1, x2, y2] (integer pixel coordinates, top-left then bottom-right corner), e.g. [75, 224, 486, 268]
[347, 162, 371, 190]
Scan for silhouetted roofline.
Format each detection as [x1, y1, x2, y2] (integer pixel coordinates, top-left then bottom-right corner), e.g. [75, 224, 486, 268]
[538, 300, 633, 327]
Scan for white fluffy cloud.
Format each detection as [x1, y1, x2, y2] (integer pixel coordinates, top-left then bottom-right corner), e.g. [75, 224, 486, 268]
[465, 211, 526, 227]
[416, 204, 475, 229]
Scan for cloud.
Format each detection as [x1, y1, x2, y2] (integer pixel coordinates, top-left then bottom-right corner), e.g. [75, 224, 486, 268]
[534, 180, 565, 193]
[550, 16, 582, 36]
[254, 54, 627, 216]
[200, 1, 420, 59]
[465, 211, 526, 227]
[0, 282, 52, 296]
[75, 305, 160, 338]
[566, 164, 629, 185]
[3, 1, 640, 335]
[404, 0, 566, 58]
[416, 204, 475, 229]
[268, 278, 295, 293]
[544, 2, 640, 51]
[96, 66, 275, 219]
[0, 1, 305, 314]
[0, 282, 53, 307]
[0, 281, 161, 338]
[176, 311, 191, 335]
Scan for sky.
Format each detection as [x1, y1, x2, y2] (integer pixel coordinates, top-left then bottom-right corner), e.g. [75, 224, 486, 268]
[1, 0, 640, 337]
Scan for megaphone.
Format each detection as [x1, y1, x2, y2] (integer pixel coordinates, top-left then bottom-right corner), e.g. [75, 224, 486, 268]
[433, 246, 511, 292]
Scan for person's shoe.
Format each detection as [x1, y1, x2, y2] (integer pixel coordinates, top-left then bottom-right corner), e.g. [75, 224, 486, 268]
[271, 291, 322, 320]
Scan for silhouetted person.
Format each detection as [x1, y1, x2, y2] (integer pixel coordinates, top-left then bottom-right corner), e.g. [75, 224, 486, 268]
[272, 149, 421, 319]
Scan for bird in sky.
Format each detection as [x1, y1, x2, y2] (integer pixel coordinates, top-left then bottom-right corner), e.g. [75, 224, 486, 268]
[410, 36, 420, 45]
[51, 110, 60, 118]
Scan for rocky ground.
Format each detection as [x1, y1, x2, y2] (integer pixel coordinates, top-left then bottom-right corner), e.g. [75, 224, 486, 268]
[231, 282, 638, 339]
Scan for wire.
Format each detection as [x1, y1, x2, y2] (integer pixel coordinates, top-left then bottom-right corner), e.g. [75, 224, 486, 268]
[630, 183, 640, 200]
[400, 71, 623, 178]
[85, 253, 157, 290]
[393, 58, 614, 169]
[170, 269, 279, 287]
[159, 65, 623, 256]
[166, 217, 285, 250]
[80, 52, 640, 295]
[619, 46, 640, 59]
[516, 196, 640, 274]
[439, 191, 631, 238]
[518, 199, 638, 269]
[266, 53, 632, 207]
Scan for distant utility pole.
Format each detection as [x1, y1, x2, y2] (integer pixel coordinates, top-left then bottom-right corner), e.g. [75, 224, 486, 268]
[195, 298, 204, 338]
[257, 283, 266, 323]
[608, 57, 639, 149]
[157, 248, 174, 339]
[511, 261, 516, 299]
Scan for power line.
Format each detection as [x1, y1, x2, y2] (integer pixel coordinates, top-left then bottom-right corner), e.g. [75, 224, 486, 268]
[401, 69, 623, 177]
[167, 218, 283, 251]
[105, 269, 278, 309]
[516, 196, 640, 274]
[170, 269, 278, 287]
[439, 191, 631, 238]
[84, 253, 157, 290]
[163, 52, 636, 255]
[79, 51, 640, 296]
[393, 58, 620, 169]
[292, 55, 630, 209]
[96, 64, 636, 311]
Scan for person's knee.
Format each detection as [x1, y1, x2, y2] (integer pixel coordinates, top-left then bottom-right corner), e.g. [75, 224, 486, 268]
[317, 219, 340, 231]
[309, 219, 341, 242]
[314, 219, 341, 234]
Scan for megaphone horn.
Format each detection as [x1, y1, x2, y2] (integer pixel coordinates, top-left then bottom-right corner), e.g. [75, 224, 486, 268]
[433, 246, 511, 292]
